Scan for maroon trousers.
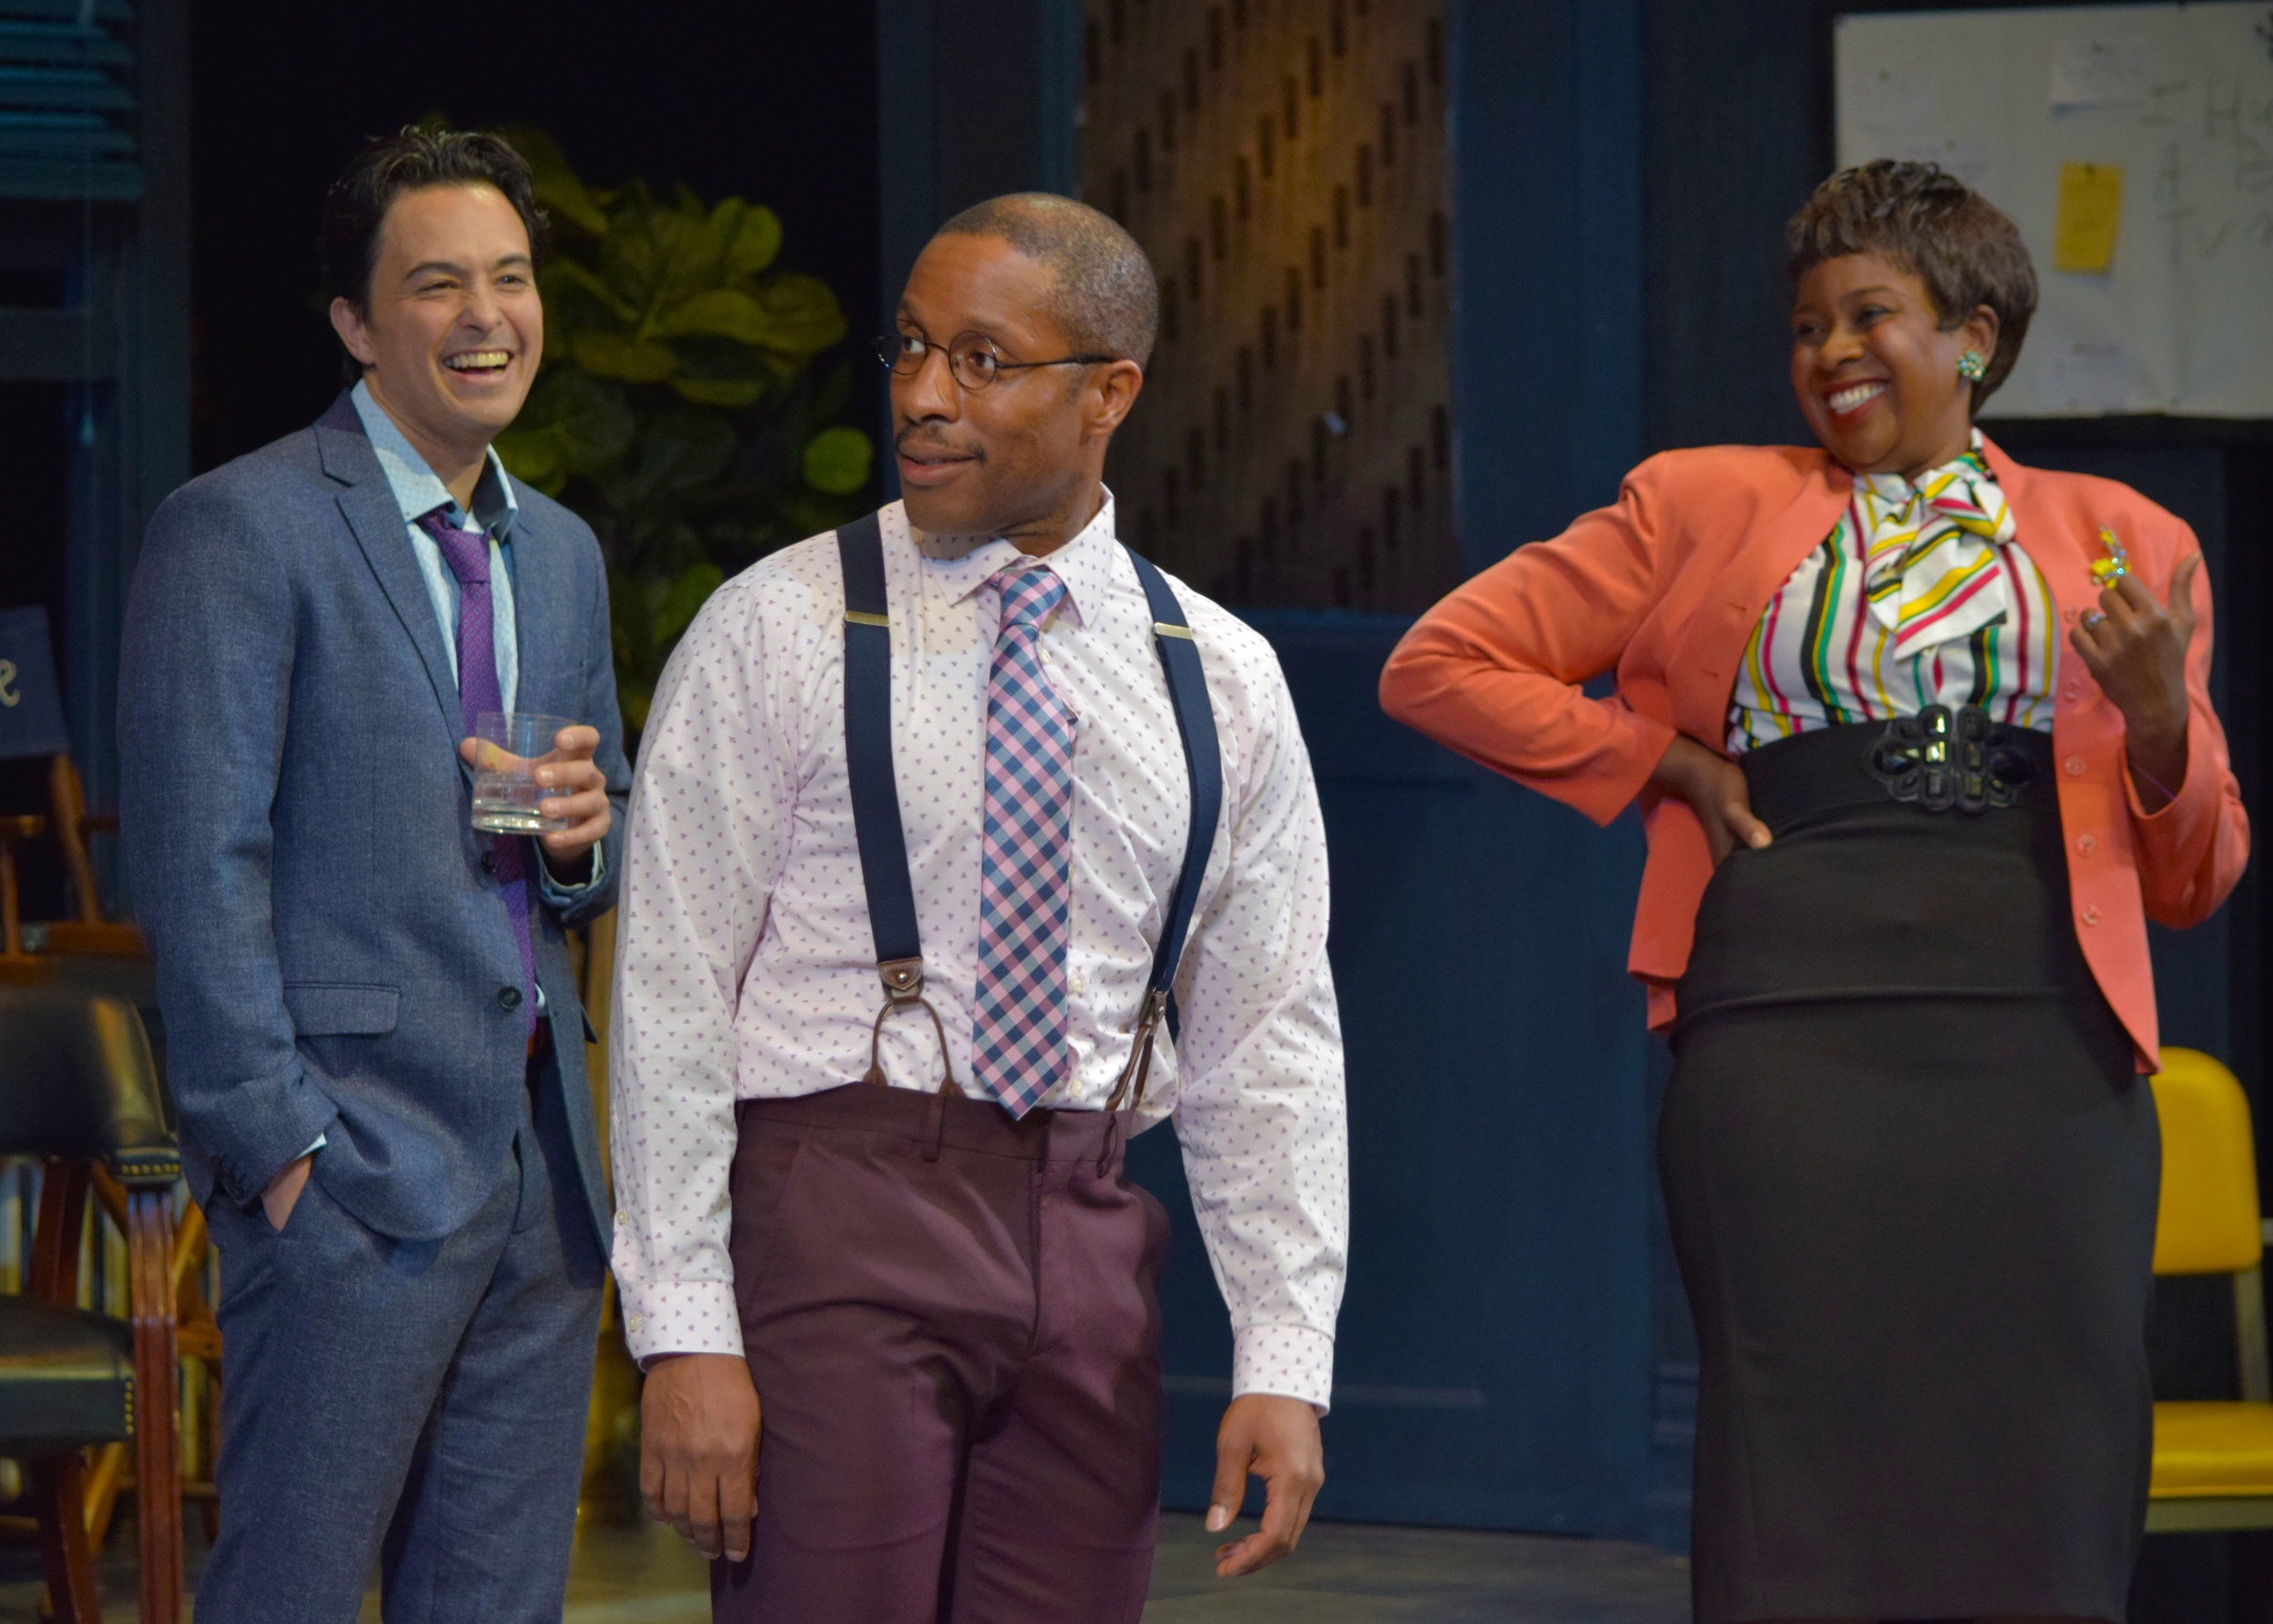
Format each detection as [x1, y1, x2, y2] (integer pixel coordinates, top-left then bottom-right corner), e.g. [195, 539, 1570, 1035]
[714, 1083, 1169, 1624]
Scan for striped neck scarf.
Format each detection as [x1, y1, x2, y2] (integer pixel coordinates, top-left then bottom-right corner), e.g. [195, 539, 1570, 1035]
[1851, 430, 2016, 661]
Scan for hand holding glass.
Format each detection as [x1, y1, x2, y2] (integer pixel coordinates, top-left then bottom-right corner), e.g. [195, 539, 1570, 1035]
[470, 712, 580, 835]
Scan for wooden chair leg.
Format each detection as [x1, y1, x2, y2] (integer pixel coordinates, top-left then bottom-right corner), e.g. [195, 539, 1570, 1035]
[129, 1186, 184, 1624]
[31, 1451, 102, 1624]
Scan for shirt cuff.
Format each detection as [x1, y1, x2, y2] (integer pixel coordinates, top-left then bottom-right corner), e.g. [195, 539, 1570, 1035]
[619, 1275, 744, 1368]
[299, 1132, 327, 1158]
[536, 840, 606, 906]
[2122, 711, 2209, 825]
[1232, 1323, 1337, 1414]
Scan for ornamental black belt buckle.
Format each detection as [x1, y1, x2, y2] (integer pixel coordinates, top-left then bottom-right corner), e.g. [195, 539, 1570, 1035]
[1867, 704, 2032, 813]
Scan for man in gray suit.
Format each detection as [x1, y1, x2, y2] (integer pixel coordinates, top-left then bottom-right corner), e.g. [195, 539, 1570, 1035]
[118, 126, 629, 1620]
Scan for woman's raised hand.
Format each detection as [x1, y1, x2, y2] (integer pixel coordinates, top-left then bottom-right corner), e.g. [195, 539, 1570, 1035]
[1650, 735, 1773, 866]
[2069, 554, 2198, 813]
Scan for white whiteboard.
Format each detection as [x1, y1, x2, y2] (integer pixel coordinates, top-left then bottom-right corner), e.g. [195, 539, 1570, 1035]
[1835, 4, 2273, 417]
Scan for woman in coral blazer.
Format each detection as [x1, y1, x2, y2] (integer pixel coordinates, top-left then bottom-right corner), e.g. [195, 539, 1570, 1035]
[1382, 163, 2246, 1624]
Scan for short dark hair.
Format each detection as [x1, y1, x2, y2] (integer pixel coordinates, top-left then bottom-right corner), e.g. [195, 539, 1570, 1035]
[934, 193, 1160, 367]
[317, 125, 550, 382]
[1786, 160, 2038, 409]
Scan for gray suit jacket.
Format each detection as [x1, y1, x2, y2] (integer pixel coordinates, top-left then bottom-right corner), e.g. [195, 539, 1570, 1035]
[119, 392, 629, 1246]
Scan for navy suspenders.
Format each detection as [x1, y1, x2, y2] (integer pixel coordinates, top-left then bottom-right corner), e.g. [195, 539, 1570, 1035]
[835, 507, 1221, 1116]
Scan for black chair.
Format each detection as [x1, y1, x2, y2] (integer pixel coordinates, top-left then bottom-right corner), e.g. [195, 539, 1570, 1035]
[0, 987, 182, 1623]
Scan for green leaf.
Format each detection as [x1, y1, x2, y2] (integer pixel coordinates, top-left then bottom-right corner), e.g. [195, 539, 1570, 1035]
[747, 273, 848, 356]
[501, 125, 610, 239]
[492, 428, 566, 495]
[617, 679, 656, 734]
[655, 560, 726, 647]
[611, 409, 738, 506]
[542, 259, 639, 327]
[530, 370, 636, 470]
[801, 426, 873, 494]
[603, 208, 726, 331]
[714, 198, 783, 280]
[495, 369, 635, 493]
[573, 331, 680, 383]
[665, 337, 774, 408]
[651, 286, 773, 345]
[667, 376, 769, 408]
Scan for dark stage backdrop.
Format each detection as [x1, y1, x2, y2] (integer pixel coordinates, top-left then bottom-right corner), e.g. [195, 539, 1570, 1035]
[188, 2, 882, 475]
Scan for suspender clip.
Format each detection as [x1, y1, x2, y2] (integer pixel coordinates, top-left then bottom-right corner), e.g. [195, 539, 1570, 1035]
[1105, 987, 1170, 1116]
[1099, 987, 1171, 1176]
[864, 956, 965, 1104]
[878, 957, 925, 1002]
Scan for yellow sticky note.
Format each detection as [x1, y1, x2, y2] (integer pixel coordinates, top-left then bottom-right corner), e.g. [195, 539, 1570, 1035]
[2055, 163, 2123, 274]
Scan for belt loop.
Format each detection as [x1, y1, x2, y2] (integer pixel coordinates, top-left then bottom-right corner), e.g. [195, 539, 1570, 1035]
[1096, 1108, 1123, 1179]
[922, 1083, 948, 1162]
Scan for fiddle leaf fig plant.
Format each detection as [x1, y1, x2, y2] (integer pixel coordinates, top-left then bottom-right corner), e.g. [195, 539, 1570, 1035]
[492, 126, 876, 732]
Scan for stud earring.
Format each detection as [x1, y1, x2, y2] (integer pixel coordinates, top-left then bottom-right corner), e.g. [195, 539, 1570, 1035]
[1957, 350, 1989, 381]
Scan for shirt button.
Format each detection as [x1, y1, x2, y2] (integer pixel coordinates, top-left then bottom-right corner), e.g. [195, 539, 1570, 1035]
[2065, 756, 2087, 777]
[2077, 834, 2098, 857]
[497, 986, 524, 1011]
[2081, 906, 2102, 927]
[626, 1314, 644, 1333]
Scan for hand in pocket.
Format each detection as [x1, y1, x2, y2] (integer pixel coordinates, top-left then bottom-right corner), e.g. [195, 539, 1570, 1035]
[262, 1154, 314, 1233]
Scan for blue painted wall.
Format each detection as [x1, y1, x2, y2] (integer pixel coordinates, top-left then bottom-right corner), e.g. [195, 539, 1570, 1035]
[1129, 610, 1658, 1536]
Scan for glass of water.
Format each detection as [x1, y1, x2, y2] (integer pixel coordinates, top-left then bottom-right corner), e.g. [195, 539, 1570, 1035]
[470, 712, 578, 835]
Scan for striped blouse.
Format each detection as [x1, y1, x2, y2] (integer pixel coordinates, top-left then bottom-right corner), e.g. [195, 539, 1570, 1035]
[1726, 488, 2060, 754]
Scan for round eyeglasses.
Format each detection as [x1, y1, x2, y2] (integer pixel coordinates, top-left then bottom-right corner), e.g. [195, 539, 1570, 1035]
[875, 331, 1118, 393]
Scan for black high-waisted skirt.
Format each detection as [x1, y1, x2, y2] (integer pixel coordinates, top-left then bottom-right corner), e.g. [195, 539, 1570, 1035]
[1664, 716, 2158, 1624]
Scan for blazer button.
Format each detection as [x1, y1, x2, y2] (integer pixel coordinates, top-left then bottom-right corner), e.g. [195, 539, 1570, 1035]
[2081, 905, 2103, 927]
[2065, 756, 2087, 777]
[2062, 683, 2083, 702]
[498, 986, 524, 1011]
[2077, 834, 2098, 857]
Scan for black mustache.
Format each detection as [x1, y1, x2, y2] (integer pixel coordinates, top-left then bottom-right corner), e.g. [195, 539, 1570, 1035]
[895, 428, 983, 461]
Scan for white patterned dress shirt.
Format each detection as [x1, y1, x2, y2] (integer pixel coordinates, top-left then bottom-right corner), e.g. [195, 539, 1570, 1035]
[610, 495, 1348, 1410]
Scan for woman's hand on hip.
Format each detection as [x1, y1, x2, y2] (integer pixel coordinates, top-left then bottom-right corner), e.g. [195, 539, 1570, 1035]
[1650, 735, 1771, 866]
[2069, 554, 2198, 812]
[641, 1352, 762, 1561]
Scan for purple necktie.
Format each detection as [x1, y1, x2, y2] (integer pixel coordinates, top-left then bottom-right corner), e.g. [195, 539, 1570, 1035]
[419, 509, 536, 1033]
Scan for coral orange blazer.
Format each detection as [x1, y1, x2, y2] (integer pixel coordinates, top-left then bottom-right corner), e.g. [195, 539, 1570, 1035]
[1378, 436, 2248, 1068]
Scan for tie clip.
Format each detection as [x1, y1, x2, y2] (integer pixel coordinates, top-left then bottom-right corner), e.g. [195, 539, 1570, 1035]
[1152, 622, 1195, 641]
[844, 610, 890, 628]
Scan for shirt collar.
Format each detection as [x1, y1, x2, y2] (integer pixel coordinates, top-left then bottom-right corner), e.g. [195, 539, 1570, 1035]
[350, 378, 520, 538]
[911, 489, 1119, 629]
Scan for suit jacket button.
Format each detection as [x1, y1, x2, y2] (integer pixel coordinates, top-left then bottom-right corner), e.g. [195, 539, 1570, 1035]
[2078, 834, 2098, 857]
[2065, 756, 2087, 777]
[480, 850, 496, 876]
[498, 986, 524, 1011]
[2081, 905, 2102, 927]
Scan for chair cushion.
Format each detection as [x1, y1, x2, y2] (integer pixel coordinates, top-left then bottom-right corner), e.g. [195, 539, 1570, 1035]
[2153, 1400, 2273, 1498]
[0, 1297, 133, 1454]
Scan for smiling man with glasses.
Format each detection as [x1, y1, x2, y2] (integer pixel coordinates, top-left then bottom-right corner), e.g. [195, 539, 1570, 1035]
[612, 193, 1349, 1622]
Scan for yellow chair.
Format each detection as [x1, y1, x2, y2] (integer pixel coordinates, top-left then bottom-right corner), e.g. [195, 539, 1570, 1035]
[2147, 1047, 2273, 1532]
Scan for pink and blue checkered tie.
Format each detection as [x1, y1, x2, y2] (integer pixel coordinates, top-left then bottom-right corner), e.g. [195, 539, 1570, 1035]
[971, 565, 1074, 1116]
